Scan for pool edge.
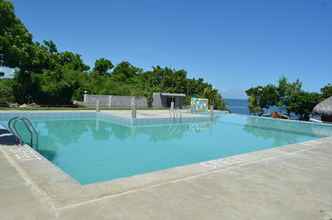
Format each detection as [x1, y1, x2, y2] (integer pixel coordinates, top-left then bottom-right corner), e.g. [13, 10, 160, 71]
[1, 135, 331, 210]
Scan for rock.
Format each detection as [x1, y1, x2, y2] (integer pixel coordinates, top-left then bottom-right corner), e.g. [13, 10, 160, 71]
[29, 102, 40, 107]
[272, 112, 289, 119]
[19, 103, 40, 108]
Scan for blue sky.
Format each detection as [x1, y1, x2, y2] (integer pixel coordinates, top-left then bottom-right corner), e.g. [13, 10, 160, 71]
[6, 0, 332, 98]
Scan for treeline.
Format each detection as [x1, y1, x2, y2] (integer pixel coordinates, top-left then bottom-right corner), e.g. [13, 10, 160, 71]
[246, 77, 332, 120]
[0, 0, 225, 109]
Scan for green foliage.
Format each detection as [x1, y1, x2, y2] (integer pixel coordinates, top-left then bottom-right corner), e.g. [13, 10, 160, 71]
[0, 78, 14, 105]
[58, 51, 89, 72]
[321, 84, 332, 99]
[93, 58, 113, 75]
[246, 78, 302, 115]
[286, 92, 322, 121]
[0, 0, 226, 109]
[202, 86, 225, 109]
[85, 65, 226, 109]
[111, 61, 142, 81]
[276, 76, 302, 106]
[246, 77, 330, 120]
[0, 0, 33, 68]
[35, 67, 87, 105]
[12, 70, 38, 103]
[247, 95, 262, 114]
[246, 85, 278, 114]
[42, 40, 57, 53]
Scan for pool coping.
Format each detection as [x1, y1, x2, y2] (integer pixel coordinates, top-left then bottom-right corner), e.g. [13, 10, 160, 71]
[1, 136, 332, 211]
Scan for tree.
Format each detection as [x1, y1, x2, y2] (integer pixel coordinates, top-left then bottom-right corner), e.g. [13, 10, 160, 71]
[0, 1, 56, 73]
[245, 85, 278, 114]
[246, 77, 326, 120]
[0, 0, 227, 109]
[0, 72, 4, 77]
[93, 58, 113, 75]
[42, 40, 57, 54]
[321, 84, 332, 99]
[111, 61, 142, 81]
[203, 86, 225, 109]
[286, 92, 321, 120]
[35, 66, 87, 105]
[58, 51, 90, 72]
[0, 0, 33, 69]
[0, 78, 14, 105]
[246, 77, 302, 115]
[276, 76, 302, 107]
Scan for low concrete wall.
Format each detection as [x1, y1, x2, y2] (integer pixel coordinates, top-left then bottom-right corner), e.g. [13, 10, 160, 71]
[83, 95, 148, 108]
[152, 93, 162, 108]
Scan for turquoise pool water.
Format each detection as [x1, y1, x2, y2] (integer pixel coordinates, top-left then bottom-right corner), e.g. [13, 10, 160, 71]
[3, 113, 332, 184]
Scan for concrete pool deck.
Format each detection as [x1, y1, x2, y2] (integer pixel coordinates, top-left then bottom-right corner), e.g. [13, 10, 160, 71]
[1, 134, 332, 219]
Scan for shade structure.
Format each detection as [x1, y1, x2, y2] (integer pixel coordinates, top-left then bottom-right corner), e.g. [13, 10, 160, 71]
[160, 93, 186, 97]
[313, 96, 332, 122]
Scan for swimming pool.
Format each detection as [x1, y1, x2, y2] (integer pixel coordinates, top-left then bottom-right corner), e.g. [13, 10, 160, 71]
[2, 112, 332, 184]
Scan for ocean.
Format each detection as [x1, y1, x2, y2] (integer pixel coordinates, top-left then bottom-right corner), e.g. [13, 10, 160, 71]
[224, 99, 249, 115]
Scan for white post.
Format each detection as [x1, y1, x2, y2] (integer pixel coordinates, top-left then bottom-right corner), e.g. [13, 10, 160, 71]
[131, 97, 136, 119]
[108, 96, 112, 109]
[171, 101, 175, 118]
[210, 104, 214, 117]
[83, 91, 88, 103]
[96, 100, 100, 112]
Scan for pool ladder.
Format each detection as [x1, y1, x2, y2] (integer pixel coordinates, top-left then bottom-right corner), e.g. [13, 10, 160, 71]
[8, 116, 39, 148]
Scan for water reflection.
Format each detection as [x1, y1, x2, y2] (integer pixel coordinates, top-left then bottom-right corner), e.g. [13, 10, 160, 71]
[35, 119, 216, 161]
[28, 115, 332, 184]
[243, 116, 332, 146]
[244, 116, 332, 137]
[34, 115, 332, 165]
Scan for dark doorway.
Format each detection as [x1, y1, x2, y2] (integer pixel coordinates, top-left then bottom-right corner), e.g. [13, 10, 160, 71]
[166, 97, 174, 107]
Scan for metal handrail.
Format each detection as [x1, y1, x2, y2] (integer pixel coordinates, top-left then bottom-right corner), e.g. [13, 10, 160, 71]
[8, 117, 22, 145]
[21, 117, 39, 148]
[7, 117, 38, 148]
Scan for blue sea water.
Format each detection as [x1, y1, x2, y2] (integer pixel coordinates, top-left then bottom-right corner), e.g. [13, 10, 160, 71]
[5, 113, 332, 185]
[225, 99, 249, 115]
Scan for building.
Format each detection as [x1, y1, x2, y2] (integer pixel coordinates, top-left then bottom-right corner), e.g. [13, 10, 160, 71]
[152, 93, 186, 109]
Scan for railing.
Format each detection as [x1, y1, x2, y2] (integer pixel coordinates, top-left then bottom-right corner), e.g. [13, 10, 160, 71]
[8, 116, 39, 148]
